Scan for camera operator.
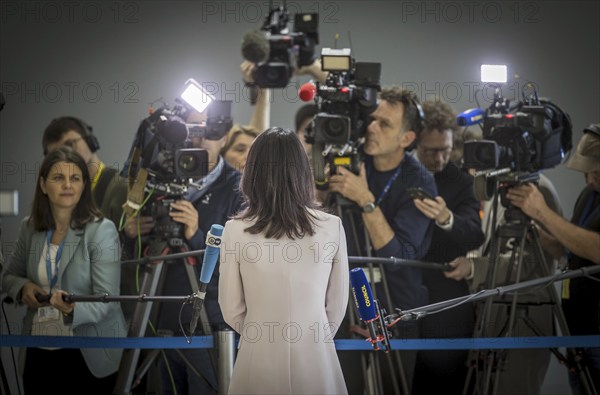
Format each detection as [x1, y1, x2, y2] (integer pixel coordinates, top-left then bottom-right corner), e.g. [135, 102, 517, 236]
[410, 101, 484, 395]
[445, 172, 563, 394]
[505, 125, 600, 394]
[327, 87, 437, 392]
[124, 108, 244, 395]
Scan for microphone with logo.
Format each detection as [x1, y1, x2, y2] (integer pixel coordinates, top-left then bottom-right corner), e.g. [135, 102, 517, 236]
[189, 224, 223, 335]
[350, 267, 392, 352]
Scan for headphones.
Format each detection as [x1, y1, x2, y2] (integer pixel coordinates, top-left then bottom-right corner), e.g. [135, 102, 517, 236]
[55, 116, 100, 152]
[583, 123, 600, 138]
[405, 95, 425, 135]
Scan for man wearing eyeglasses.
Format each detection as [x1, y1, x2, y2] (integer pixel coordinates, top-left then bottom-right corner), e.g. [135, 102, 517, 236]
[410, 101, 485, 395]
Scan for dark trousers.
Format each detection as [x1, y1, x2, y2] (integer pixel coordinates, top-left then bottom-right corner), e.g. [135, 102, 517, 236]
[158, 348, 218, 395]
[24, 347, 117, 395]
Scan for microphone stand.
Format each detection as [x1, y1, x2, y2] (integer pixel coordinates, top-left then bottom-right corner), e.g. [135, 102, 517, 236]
[122, 250, 449, 271]
[348, 256, 451, 271]
[120, 249, 205, 265]
[389, 265, 600, 323]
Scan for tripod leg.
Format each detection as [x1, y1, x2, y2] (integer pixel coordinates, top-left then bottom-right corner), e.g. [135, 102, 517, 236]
[114, 260, 166, 394]
[182, 259, 217, 369]
[529, 229, 599, 395]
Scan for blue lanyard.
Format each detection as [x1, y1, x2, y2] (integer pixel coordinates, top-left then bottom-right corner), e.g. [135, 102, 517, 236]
[46, 230, 65, 290]
[367, 162, 403, 206]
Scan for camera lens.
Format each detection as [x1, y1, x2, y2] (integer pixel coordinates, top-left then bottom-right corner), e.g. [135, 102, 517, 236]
[178, 153, 199, 172]
[325, 118, 345, 138]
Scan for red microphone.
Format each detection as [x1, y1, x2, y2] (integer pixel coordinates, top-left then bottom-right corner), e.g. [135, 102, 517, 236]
[298, 82, 317, 102]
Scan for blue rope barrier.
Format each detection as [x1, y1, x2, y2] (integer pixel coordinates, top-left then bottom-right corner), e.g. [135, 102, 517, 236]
[1, 335, 598, 350]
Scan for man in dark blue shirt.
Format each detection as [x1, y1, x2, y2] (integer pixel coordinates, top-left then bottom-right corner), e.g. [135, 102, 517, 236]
[328, 87, 437, 393]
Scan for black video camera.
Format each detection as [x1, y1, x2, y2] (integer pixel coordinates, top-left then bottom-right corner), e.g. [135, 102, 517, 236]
[122, 79, 233, 244]
[463, 85, 572, 175]
[462, 85, 572, 220]
[252, 5, 319, 88]
[305, 48, 381, 188]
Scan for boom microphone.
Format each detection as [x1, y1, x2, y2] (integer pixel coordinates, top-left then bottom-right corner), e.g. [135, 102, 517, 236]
[189, 224, 223, 334]
[457, 107, 485, 126]
[241, 30, 270, 64]
[349, 268, 391, 352]
[298, 82, 317, 102]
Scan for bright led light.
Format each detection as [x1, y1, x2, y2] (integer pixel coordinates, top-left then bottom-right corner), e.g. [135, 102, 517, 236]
[481, 64, 508, 83]
[180, 79, 214, 113]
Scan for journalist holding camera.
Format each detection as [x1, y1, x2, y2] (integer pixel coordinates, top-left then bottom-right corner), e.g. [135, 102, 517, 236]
[120, 90, 244, 393]
[320, 85, 436, 392]
[505, 125, 600, 394]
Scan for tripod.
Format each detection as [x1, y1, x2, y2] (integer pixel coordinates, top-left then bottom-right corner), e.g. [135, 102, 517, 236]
[330, 194, 406, 395]
[114, 235, 217, 395]
[463, 189, 598, 395]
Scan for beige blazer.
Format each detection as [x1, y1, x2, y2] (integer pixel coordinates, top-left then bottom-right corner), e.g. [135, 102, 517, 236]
[219, 209, 349, 394]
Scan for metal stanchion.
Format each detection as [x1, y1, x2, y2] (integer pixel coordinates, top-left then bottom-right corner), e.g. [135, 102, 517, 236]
[217, 329, 236, 395]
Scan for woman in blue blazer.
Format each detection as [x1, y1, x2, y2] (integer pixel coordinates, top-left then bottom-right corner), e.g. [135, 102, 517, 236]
[2, 146, 127, 394]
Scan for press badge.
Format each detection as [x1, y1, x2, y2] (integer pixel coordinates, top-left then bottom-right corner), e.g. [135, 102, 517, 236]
[38, 306, 60, 322]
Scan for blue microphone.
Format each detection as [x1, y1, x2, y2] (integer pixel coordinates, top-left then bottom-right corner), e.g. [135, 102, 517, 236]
[457, 107, 485, 126]
[189, 224, 223, 334]
[350, 268, 390, 351]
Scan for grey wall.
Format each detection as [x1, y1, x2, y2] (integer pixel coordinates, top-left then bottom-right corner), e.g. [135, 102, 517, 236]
[1, 1, 599, 394]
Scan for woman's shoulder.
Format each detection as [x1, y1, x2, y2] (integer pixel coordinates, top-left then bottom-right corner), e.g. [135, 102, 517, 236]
[308, 208, 341, 225]
[85, 217, 118, 235]
[223, 217, 249, 232]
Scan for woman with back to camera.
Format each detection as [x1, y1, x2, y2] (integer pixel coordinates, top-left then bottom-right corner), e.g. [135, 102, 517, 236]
[218, 127, 349, 394]
[2, 146, 127, 394]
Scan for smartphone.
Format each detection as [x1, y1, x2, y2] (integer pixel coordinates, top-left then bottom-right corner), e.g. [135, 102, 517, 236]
[407, 187, 434, 201]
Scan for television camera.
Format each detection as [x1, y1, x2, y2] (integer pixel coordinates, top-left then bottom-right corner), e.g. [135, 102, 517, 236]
[122, 79, 233, 243]
[460, 81, 572, 219]
[300, 48, 381, 189]
[241, 1, 319, 88]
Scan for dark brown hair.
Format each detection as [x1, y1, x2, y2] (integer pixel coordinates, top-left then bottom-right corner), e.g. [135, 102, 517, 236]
[420, 100, 459, 142]
[379, 87, 424, 135]
[29, 146, 102, 231]
[237, 127, 320, 239]
[42, 116, 90, 155]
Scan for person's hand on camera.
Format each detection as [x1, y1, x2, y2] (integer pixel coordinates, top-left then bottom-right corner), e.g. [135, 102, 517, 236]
[444, 256, 473, 281]
[124, 215, 154, 238]
[506, 182, 548, 221]
[241, 60, 256, 85]
[328, 163, 375, 207]
[169, 200, 199, 240]
[21, 282, 46, 309]
[413, 196, 452, 225]
[294, 58, 328, 84]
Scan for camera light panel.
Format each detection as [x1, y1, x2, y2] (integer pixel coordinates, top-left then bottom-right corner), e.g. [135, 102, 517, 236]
[180, 78, 214, 113]
[321, 48, 352, 72]
[481, 64, 508, 83]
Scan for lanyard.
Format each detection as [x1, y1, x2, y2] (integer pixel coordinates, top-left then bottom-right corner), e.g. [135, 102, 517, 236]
[91, 161, 105, 191]
[46, 230, 65, 290]
[367, 162, 403, 206]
